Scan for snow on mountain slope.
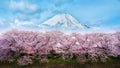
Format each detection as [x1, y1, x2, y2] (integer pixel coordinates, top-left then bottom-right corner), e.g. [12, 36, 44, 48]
[39, 14, 89, 29]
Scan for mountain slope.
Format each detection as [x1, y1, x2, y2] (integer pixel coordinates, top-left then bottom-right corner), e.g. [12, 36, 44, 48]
[39, 14, 89, 30]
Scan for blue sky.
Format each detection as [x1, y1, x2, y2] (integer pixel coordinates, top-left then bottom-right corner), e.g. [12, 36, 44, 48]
[0, 0, 120, 32]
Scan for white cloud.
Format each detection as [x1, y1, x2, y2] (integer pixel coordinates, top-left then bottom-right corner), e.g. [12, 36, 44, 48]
[9, 0, 38, 13]
[8, 19, 41, 31]
[91, 27, 101, 31]
[0, 19, 5, 25]
[88, 19, 104, 25]
[50, 0, 72, 4]
[8, 0, 41, 28]
[0, 18, 11, 27]
[87, 26, 116, 33]
[14, 19, 34, 26]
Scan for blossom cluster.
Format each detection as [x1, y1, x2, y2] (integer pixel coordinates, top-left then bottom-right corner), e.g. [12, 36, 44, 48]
[0, 30, 120, 65]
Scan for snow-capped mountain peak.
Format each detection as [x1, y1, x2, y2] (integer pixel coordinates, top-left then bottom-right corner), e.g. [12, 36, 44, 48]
[39, 14, 88, 29]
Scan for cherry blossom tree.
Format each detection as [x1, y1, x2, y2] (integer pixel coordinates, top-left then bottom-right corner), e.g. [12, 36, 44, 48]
[0, 29, 120, 65]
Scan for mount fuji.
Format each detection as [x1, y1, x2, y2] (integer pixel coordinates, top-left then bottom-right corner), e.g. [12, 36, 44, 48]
[39, 14, 89, 30]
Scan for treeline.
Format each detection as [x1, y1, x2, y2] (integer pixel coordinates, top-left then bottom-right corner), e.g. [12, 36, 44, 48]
[0, 30, 120, 66]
